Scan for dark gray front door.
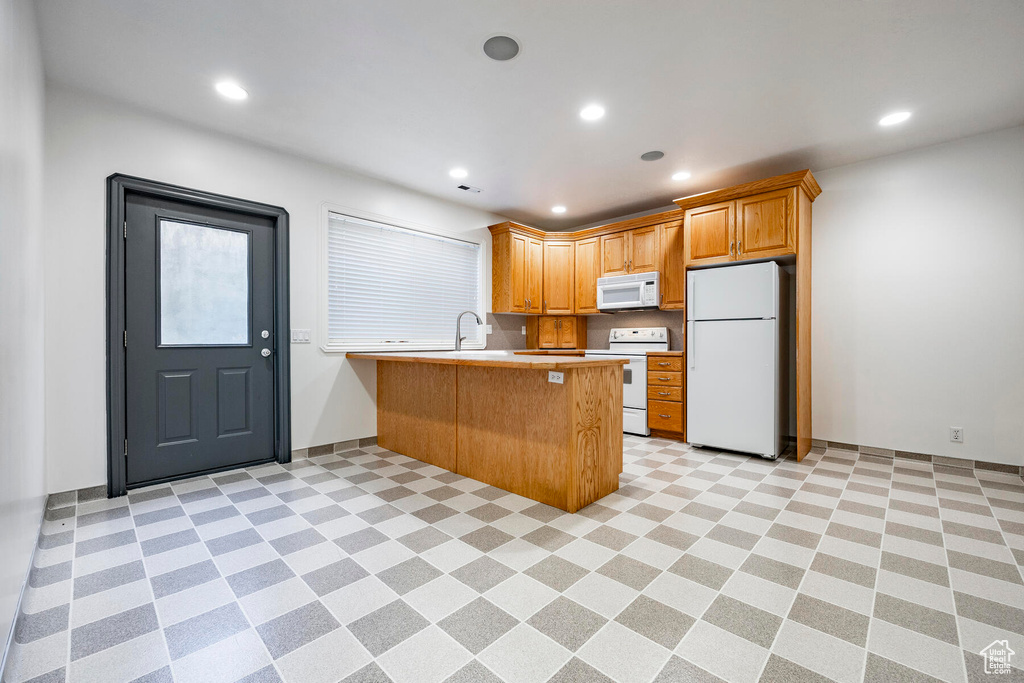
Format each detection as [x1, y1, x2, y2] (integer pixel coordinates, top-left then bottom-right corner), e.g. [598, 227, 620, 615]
[125, 192, 277, 486]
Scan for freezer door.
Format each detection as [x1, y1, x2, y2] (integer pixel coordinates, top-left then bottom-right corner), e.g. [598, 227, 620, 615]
[686, 319, 779, 457]
[687, 261, 779, 321]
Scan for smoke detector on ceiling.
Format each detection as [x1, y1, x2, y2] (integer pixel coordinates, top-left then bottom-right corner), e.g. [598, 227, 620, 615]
[457, 184, 482, 193]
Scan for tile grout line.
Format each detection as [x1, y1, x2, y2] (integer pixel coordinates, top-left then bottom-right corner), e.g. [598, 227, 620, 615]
[857, 451, 893, 683]
[126, 490, 178, 679]
[753, 448, 858, 682]
[63, 499, 77, 682]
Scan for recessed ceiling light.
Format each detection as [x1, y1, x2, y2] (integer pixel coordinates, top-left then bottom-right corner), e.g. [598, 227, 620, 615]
[215, 80, 248, 101]
[551, 205, 567, 214]
[640, 151, 664, 161]
[449, 168, 468, 179]
[483, 35, 520, 61]
[579, 104, 605, 121]
[672, 171, 692, 181]
[879, 111, 911, 126]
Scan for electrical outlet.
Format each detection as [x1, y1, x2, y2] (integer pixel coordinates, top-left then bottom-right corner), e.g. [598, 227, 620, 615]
[291, 329, 311, 343]
[521, 326, 527, 335]
[950, 427, 964, 443]
[548, 371, 564, 384]
[485, 324, 492, 334]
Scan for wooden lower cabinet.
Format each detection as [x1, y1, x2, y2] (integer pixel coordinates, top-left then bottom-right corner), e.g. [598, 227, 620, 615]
[526, 315, 587, 349]
[646, 352, 685, 438]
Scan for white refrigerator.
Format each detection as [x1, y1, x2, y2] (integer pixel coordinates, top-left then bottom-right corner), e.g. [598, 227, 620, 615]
[686, 261, 783, 459]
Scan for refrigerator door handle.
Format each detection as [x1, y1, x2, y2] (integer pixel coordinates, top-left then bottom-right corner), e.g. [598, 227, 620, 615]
[687, 321, 695, 370]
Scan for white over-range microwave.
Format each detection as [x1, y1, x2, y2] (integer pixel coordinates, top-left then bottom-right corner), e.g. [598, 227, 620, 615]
[596, 272, 661, 312]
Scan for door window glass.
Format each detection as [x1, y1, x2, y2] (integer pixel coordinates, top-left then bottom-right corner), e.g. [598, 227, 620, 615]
[159, 220, 250, 345]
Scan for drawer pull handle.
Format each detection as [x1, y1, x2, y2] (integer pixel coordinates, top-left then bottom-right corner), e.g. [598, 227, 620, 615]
[658, 362, 671, 366]
[657, 377, 670, 381]
[658, 391, 670, 396]
[659, 414, 672, 419]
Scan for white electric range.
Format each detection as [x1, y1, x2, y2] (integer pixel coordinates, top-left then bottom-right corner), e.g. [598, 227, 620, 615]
[584, 327, 669, 436]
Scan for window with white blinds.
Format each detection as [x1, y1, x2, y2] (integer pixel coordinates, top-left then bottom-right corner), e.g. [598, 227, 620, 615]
[324, 212, 483, 351]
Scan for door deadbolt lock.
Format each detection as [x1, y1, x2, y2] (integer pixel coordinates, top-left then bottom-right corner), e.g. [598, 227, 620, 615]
[261, 348, 272, 358]
[261, 330, 270, 339]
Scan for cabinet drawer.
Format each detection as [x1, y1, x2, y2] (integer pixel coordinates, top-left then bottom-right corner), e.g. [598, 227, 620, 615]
[648, 400, 683, 433]
[648, 386, 682, 402]
[647, 371, 682, 387]
[648, 357, 683, 372]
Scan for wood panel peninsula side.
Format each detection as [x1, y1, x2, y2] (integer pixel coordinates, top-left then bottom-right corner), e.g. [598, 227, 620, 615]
[345, 352, 627, 512]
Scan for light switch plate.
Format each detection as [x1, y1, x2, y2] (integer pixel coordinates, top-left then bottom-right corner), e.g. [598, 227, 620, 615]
[522, 326, 527, 335]
[291, 329, 311, 343]
[548, 371, 564, 384]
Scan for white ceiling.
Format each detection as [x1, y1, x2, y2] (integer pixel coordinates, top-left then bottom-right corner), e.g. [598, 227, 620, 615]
[35, 0, 1024, 229]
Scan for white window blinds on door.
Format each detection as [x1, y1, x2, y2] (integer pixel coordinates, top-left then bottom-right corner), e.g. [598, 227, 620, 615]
[325, 212, 482, 350]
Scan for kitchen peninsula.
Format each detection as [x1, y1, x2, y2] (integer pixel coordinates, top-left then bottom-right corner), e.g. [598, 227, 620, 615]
[346, 351, 627, 512]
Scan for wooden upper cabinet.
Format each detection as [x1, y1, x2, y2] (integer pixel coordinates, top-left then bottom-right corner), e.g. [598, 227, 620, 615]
[526, 237, 544, 314]
[491, 223, 546, 314]
[630, 225, 659, 273]
[600, 232, 629, 276]
[543, 241, 575, 315]
[659, 219, 685, 310]
[735, 188, 796, 260]
[600, 226, 661, 276]
[684, 200, 735, 267]
[574, 237, 600, 314]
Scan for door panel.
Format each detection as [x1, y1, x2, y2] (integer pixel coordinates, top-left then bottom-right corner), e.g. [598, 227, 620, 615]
[558, 317, 577, 348]
[659, 220, 685, 309]
[684, 201, 735, 266]
[217, 368, 251, 435]
[629, 226, 659, 272]
[526, 238, 544, 314]
[686, 319, 777, 457]
[574, 237, 600, 314]
[687, 261, 779, 321]
[736, 188, 795, 259]
[601, 233, 629, 276]
[510, 234, 527, 313]
[543, 241, 575, 314]
[537, 317, 559, 348]
[126, 193, 276, 486]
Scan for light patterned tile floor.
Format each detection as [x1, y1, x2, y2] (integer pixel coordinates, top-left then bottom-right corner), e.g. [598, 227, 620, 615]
[5, 438, 1024, 683]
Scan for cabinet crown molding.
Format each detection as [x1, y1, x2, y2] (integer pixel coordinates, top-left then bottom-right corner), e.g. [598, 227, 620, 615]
[673, 169, 821, 211]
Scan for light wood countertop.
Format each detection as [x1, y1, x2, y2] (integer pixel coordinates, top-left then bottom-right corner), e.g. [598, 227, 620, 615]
[346, 351, 626, 370]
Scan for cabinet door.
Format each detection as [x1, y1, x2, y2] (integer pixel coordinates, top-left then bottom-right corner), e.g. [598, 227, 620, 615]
[659, 219, 685, 309]
[600, 233, 629, 276]
[629, 225, 659, 273]
[537, 317, 559, 348]
[736, 188, 795, 260]
[684, 200, 735, 266]
[526, 238, 544, 314]
[543, 241, 575, 314]
[509, 233, 528, 313]
[574, 237, 600, 314]
[557, 317, 577, 348]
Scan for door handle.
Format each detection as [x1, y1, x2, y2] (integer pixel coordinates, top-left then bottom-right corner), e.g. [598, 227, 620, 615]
[261, 348, 273, 358]
[688, 321, 695, 370]
[628, 258, 632, 271]
[738, 240, 742, 256]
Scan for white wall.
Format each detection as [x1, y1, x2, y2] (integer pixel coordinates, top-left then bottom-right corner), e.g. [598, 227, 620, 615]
[813, 125, 1024, 465]
[43, 85, 504, 493]
[0, 0, 46, 660]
